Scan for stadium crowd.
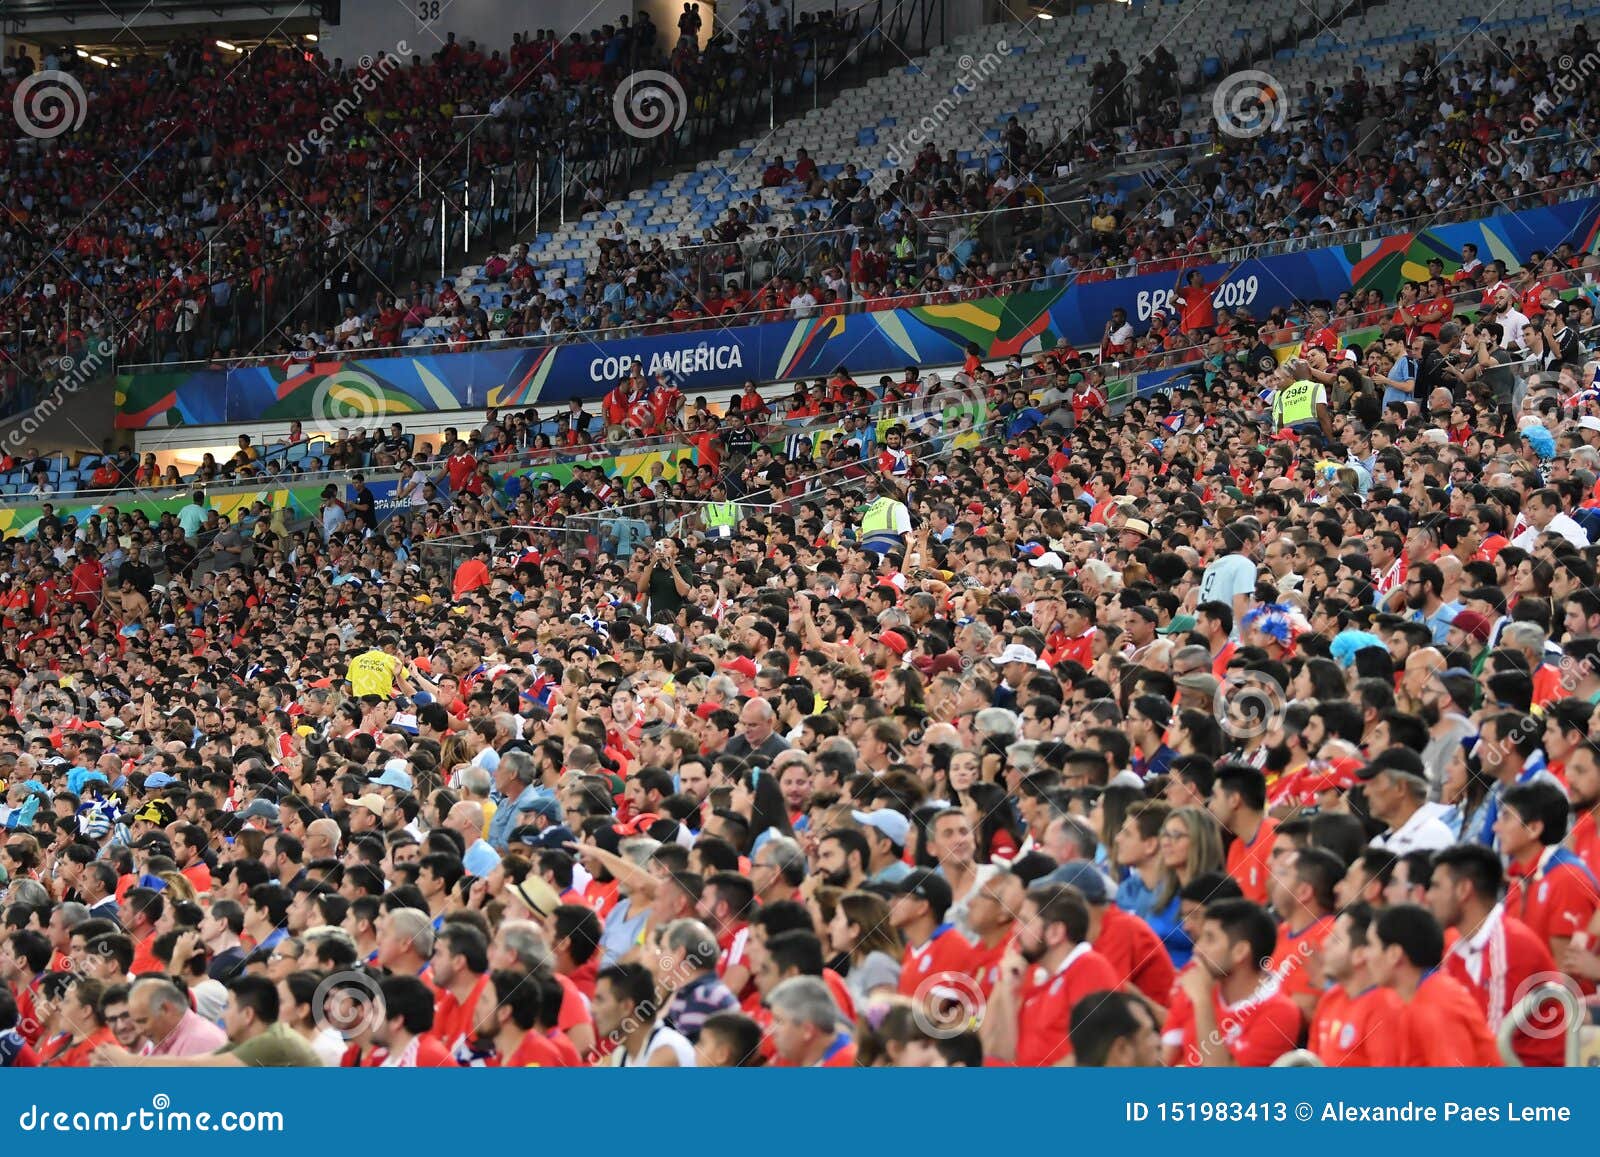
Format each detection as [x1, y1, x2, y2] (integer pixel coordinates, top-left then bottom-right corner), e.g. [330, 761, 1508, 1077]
[4, 216, 1600, 1067]
[0, 5, 853, 403]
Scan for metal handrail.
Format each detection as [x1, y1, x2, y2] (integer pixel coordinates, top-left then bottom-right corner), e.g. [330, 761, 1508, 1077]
[118, 179, 1600, 375]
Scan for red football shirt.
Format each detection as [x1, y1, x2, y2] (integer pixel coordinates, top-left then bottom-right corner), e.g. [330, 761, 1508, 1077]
[1270, 915, 1334, 1006]
[1308, 983, 1402, 1066]
[1014, 943, 1121, 1066]
[1225, 817, 1278, 905]
[1164, 978, 1303, 1067]
[1093, 905, 1175, 1005]
[1443, 911, 1564, 1067]
[898, 924, 975, 998]
[1395, 971, 1500, 1067]
[1505, 849, 1600, 950]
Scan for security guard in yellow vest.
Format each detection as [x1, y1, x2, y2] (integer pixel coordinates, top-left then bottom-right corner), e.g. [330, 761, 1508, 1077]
[858, 476, 912, 555]
[701, 482, 740, 540]
[1271, 369, 1333, 448]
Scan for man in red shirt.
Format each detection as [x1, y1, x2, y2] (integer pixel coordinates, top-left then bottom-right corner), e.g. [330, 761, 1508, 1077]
[1171, 267, 1222, 334]
[1564, 738, 1600, 880]
[1053, 861, 1174, 1007]
[1307, 903, 1401, 1066]
[430, 924, 491, 1056]
[353, 976, 458, 1066]
[889, 869, 973, 1001]
[68, 546, 105, 615]
[1429, 843, 1566, 1066]
[978, 882, 1120, 1066]
[1498, 780, 1600, 959]
[1165, 899, 1302, 1066]
[1211, 765, 1277, 905]
[463, 970, 570, 1066]
[1266, 846, 1340, 1020]
[443, 440, 477, 494]
[1368, 904, 1501, 1066]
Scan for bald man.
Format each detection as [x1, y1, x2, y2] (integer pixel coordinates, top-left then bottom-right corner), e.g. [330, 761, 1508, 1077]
[1399, 646, 1445, 711]
[304, 818, 342, 862]
[446, 802, 500, 877]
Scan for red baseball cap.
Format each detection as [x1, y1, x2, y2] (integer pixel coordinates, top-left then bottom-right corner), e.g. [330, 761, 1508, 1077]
[720, 656, 758, 680]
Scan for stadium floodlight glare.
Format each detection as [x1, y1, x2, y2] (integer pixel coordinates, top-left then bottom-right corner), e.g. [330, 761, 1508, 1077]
[90, 55, 109, 65]
[216, 39, 240, 52]
[305, 33, 319, 41]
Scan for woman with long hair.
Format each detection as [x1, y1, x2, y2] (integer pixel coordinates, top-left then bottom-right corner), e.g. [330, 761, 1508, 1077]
[1112, 800, 1191, 966]
[827, 891, 903, 1006]
[1090, 783, 1144, 877]
[959, 781, 1022, 863]
[1158, 806, 1225, 890]
[730, 767, 795, 855]
[1441, 740, 1494, 840]
[1169, 710, 1224, 761]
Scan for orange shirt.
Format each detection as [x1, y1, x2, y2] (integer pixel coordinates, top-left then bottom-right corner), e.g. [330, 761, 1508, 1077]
[1225, 817, 1278, 905]
[1308, 983, 1402, 1066]
[181, 861, 213, 893]
[1270, 914, 1334, 1005]
[1014, 944, 1121, 1066]
[1395, 971, 1500, 1067]
[1093, 905, 1175, 1005]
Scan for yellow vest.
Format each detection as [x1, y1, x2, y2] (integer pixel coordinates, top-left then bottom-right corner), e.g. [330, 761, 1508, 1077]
[860, 497, 901, 535]
[703, 501, 739, 529]
[1273, 379, 1320, 428]
[346, 650, 396, 698]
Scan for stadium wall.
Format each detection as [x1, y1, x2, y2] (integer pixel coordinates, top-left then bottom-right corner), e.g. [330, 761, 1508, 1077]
[114, 196, 1600, 432]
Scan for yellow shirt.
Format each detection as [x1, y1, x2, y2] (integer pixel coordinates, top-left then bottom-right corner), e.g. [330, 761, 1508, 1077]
[346, 650, 397, 699]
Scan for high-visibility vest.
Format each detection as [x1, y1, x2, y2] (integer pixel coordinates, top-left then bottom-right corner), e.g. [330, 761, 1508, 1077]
[860, 497, 902, 535]
[346, 650, 395, 698]
[703, 502, 739, 535]
[1273, 379, 1320, 428]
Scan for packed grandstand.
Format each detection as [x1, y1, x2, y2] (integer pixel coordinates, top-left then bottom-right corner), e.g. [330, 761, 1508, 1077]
[2, 0, 1600, 1072]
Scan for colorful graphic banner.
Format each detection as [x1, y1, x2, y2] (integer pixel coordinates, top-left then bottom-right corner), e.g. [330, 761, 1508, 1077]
[112, 197, 1600, 432]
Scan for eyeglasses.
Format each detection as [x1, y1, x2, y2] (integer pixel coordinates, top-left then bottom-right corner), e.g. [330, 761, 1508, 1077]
[1158, 829, 1189, 842]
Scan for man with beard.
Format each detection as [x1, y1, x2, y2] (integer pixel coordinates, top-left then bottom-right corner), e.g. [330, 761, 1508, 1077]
[1404, 562, 1461, 646]
[814, 829, 868, 890]
[1428, 843, 1564, 1067]
[978, 883, 1119, 1066]
[1307, 902, 1401, 1066]
[1564, 736, 1600, 880]
[1166, 899, 1302, 1066]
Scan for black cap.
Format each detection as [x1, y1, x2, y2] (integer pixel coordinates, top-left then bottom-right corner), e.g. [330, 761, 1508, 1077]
[892, 867, 953, 919]
[1357, 747, 1426, 781]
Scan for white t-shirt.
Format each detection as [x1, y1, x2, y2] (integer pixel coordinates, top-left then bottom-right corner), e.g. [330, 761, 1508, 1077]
[610, 1024, 697, 1067]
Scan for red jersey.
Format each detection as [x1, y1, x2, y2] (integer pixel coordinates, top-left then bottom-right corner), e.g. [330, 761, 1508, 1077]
[1093, 905, 1175, 1005]
[504, 1030, 569, 1067]
[897, 924, 975, 998]
[1172, 280, 1218, 333]
[1570, 811, 1600, 880]
[1505, 847, 1600, 950]
[432, 973, 491, 1054]
[1056, 629, 1096, 670]
[1443, 909, 1565, 1067]
[46, 1027, 116, 1068]
[1163, 977, 1303, 1066]
[1307, 983, 1402, 1066]
[1225, 818, 1278, 905]
[1394, 971, 1501, 1066]
[1270, 914, 1334, 1006]
[970, 932, 1016, 1000]
[1014, 943, 1122, 1066]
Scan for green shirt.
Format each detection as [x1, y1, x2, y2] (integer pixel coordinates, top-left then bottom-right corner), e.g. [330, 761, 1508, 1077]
[217, 1021, 321, 1067]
